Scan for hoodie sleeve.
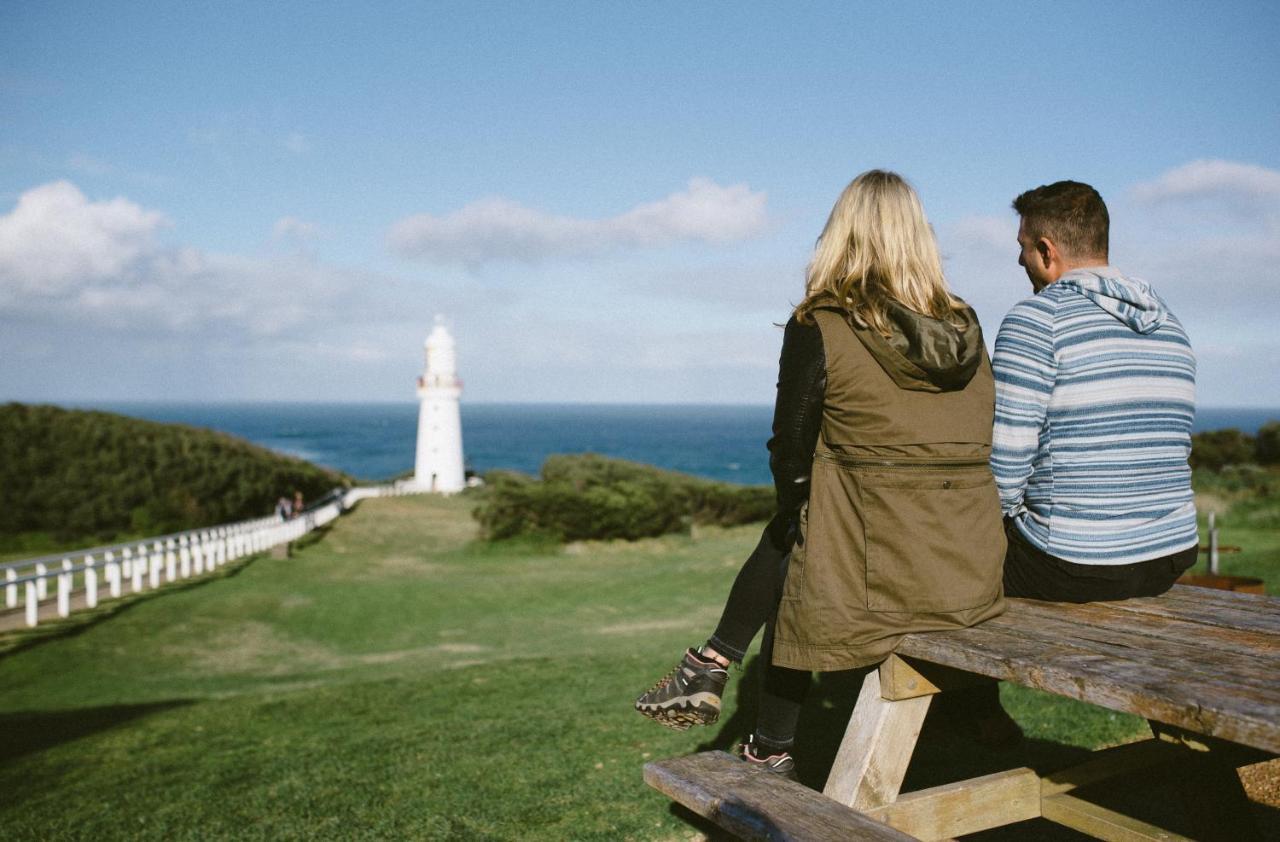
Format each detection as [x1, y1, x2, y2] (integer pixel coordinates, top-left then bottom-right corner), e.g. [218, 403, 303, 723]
[991, 296, 1057, 515]
[764, 315, 826, 550]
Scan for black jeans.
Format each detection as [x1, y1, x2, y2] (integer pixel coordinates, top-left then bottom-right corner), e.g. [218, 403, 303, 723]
[1002, 518, 1198, 602]
[703, 520, 811, 752]
[706, 523, 791, 662]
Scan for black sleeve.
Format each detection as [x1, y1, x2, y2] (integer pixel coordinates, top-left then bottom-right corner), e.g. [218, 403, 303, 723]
[763, 315, 826, 551]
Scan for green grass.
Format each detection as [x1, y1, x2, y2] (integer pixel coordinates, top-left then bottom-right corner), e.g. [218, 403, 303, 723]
[0, 493, 1273, 840]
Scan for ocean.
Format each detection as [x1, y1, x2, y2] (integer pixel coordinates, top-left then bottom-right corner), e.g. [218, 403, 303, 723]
[84, 402, 1280, 485]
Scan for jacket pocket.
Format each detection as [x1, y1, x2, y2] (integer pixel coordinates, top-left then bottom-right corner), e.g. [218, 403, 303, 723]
[861, 469, 1004, 613]
[780, 500, 809, 601]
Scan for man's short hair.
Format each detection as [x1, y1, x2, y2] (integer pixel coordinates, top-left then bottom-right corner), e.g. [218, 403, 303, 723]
[1012, 181, 1109, 259]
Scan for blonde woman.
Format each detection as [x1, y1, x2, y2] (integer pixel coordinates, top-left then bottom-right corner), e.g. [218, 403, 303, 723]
[636, 170, 1006, 778]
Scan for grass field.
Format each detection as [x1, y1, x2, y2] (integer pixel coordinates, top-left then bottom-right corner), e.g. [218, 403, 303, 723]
[0, 493, 1273, 840]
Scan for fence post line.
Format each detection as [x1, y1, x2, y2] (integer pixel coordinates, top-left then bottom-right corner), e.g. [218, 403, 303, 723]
[5, 568, 14, 609]
[107, 550, 121, 598]
[86, 554, 98, 608]
[35, 562, 48, 600]
[25, 580, 38, 627]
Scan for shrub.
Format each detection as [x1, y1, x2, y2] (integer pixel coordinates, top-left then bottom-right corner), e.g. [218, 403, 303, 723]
[0, 403, 350, 546]
[1189, 428, 1255, 472]
[472, 454, 773, 542]
[1256, 421, 1280, 466]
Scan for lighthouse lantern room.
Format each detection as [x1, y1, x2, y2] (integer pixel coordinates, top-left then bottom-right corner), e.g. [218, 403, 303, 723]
[413, 317, 465, 493]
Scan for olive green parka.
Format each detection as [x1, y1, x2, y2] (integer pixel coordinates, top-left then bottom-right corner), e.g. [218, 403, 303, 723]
[771, 303, 1006, 671]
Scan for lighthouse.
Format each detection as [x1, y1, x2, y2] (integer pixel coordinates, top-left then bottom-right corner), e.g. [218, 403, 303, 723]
[413, 317, 465, 493]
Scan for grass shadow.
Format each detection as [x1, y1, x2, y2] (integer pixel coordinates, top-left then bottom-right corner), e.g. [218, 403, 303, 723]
[0, 699, 194, 763]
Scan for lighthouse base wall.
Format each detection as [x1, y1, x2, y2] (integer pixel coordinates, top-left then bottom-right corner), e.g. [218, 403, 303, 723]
[413, 392, 465, 493]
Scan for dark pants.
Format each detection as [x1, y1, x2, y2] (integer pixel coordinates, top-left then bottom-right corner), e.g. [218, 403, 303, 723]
[1002, 518, 1198, 602]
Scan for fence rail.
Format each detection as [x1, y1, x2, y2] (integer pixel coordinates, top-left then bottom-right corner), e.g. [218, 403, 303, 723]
[1, 482, 419, 629]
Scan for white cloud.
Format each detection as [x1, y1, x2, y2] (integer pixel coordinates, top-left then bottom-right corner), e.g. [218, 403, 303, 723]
[272, 216, 319, 242]
[387, 177, 768, 264]
[0, 181, 168, 299]
[1131, 159, 1280, 206]
[0, 181, 365, 337]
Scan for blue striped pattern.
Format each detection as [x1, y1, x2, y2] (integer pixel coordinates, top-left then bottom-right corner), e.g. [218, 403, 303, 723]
[991, 268, 1198, 565]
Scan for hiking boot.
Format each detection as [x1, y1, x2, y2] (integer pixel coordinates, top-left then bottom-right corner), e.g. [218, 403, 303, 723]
[634, 648, 729, 730]
[740, 736, 798, 782]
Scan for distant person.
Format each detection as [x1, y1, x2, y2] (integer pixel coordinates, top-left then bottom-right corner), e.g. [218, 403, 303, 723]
[993, 180, 1198, 600]
[293, 490, 304, 518]
[635, 170, 1006, 777]
[275, 496, 292, 520]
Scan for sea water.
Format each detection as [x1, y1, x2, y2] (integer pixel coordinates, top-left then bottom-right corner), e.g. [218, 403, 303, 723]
[82, 402, 1280, 484]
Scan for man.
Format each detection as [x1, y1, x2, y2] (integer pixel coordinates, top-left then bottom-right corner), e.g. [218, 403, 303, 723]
[992, 179, 1199, 601]
[941, 181, 1202, 748]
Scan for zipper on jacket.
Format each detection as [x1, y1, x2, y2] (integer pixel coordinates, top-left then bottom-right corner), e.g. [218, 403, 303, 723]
[814, 452, 989, 470]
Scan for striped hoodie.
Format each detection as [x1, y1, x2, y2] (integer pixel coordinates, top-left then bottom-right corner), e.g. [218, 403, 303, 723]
[991, 267, 1198, 565]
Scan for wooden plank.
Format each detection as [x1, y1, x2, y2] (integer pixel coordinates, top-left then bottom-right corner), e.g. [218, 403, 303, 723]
[643, 751, 916, 841]
[824, 667, 932, 809]
[1102, 594, 1280, 640]
[1009, 597, 1280, 660]
[866, 767, 1040, 840]
[1159, 584, 1280, 622]
[975, 609, 1279, 695]
[894, 622, 1280, 753]
[1042, 792, 1194, 842]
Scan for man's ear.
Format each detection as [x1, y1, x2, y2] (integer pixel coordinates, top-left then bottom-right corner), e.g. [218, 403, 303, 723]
[1035, 237, 1056, 269]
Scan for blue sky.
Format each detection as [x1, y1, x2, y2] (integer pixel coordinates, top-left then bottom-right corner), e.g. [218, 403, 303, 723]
[2, 1, 1278, 405]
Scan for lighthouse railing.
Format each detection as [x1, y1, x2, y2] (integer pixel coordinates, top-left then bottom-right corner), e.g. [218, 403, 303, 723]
[0, 482, 420, 630]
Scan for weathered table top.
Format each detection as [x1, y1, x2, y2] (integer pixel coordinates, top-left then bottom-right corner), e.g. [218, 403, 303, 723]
[894, 585, 1280, 754]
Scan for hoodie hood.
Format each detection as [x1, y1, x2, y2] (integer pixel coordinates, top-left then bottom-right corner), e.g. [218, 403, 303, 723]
[1056, 267, 1168, 335]
[845, 299, 985, 393]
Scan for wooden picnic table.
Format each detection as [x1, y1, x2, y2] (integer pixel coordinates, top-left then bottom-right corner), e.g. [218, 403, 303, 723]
[646, 585, 1280, 840]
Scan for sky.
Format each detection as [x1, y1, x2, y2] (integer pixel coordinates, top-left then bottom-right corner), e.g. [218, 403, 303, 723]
[2, 1, 1278, 406]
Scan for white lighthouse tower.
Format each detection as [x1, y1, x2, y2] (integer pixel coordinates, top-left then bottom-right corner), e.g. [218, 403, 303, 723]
[413, 317, 466, 493]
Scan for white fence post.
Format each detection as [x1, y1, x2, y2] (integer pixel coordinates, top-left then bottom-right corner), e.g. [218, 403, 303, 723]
[5, 568, 14, 609]
[149, 542, 162, 588]
[165, 539, 177, 582]
[131, 547, 144, 592]
[179, 535, 191, 578]
[57, 558, 72, 617]
[107, 550, 121, 598]
[86, 554, 98, 608]
[35, 562, 48, 600]
[25, 580, 38, 627]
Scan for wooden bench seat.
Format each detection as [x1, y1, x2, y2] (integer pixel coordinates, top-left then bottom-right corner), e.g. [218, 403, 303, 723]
[644, 750, 915, 841]
[645, 586, 1280, 841]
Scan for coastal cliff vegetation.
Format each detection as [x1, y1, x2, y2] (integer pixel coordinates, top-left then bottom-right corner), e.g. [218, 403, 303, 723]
[473, 453, 775, 542]
[0, 403, 349, 551]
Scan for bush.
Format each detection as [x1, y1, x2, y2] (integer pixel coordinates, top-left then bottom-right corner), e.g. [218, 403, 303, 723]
[1256, 421, 1280, 465]
[472, 454, 773, 542]
[1189, 428, 1255, 472]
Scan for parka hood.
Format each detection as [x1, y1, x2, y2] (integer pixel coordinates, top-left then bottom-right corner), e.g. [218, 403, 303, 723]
[847, 299, 985, 393]
[1056, 266, 1168, 335]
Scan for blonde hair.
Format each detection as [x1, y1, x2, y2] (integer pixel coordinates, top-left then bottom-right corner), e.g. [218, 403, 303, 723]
[796, 170, 964, 333]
